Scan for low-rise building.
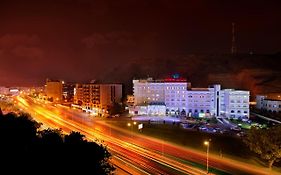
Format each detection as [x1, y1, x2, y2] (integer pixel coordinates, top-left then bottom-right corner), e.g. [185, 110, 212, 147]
[256, 93, 281, 113]
[126, 95, 135, 107]
[0, 87, 10, 95]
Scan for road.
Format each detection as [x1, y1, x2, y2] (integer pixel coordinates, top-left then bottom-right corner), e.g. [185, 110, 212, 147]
[251, 112, 281, 124]
[14, 95, 279, 175]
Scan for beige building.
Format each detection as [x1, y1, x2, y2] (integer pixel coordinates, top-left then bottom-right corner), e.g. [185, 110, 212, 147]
[74, 83, 122, 114]
[126, 95, 135, 107]
[45, 79, 63, 102]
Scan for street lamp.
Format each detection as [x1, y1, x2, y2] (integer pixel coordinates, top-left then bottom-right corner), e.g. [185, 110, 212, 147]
[133, 121, 137, 125]
[127, 122, 133, 138]
[204, 140, 210, 174]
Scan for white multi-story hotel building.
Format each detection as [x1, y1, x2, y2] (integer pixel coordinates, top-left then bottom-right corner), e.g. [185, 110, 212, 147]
[130, 76, 250, 119]
[220, 89, 250, 118]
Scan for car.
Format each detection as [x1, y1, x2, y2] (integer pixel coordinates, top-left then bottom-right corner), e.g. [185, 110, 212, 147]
[199, 126, 207, 130]
[231, 126, 241, 131]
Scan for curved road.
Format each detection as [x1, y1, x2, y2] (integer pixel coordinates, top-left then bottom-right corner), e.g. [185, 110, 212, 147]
[15, 96, 279, 175]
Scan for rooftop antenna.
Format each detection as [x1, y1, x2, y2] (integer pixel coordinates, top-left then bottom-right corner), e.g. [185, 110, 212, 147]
[231, 22, 237, 55]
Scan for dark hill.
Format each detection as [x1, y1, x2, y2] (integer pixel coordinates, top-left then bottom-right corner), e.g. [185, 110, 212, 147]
[97, 53, 281, 98]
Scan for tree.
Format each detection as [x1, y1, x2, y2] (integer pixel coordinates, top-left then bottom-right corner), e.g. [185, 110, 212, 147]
[0, 112, 115, 174]
[244, 126, 281, 170]
[109, 102, 123, 115]
[65, 131, 85, 144]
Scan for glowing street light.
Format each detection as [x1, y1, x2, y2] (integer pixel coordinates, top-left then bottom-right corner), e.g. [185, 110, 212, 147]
[204, 140, 210, 174]
[133, 121, 137, 125]
[127, 123, 131, 127]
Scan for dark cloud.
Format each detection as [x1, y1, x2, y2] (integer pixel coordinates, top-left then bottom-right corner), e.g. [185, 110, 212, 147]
[82, 32, 136, 48]
[0, 0, 280, 89]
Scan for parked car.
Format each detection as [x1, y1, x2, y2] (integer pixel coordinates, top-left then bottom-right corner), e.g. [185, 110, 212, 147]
[231, 126, 241, 131]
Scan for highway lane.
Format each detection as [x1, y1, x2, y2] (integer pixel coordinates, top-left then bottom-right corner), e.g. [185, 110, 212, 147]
[15, 96, 279, 175]
[40, 103, 274, 175]
[15, 96, 207, 175]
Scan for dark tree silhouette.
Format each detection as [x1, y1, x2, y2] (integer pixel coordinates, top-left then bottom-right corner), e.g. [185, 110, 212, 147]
[0, 112, 115, 174]
[109, 102, 123, 115]
[244, 126, 281, 170]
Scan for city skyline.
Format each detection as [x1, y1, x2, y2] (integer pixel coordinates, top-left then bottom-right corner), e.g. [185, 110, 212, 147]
[1, 1, 281, 174]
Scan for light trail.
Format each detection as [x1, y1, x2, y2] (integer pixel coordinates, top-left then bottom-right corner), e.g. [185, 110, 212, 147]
[14, 95, 280, 175]
[16, 96, 202, 175]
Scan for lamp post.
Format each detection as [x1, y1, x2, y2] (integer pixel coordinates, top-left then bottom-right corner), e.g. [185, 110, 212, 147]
[127, 122, 132, 137]
[204, 140, 210, 174]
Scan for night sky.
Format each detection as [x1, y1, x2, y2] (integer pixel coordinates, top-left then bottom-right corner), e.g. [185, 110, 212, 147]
[0, 0, 280, 87]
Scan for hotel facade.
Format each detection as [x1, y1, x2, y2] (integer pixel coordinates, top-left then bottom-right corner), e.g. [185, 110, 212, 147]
[130, 76, 249, 119]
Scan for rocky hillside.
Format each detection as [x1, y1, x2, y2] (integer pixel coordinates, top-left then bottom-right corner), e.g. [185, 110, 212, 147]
[98, 53, 281, 98]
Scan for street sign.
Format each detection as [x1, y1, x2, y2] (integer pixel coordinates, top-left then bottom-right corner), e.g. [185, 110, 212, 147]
[138, 123, 143, 130]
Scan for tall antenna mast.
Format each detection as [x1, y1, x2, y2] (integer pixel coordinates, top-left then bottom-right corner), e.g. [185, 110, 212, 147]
[231, 22, 237, 55]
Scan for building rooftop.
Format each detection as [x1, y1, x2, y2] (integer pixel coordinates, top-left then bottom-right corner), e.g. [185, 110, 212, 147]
[264, 99, 281, 102]
[190, 88, 210, 91]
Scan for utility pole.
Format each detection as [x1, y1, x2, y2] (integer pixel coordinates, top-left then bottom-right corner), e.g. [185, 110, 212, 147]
[231, 22, 237, 55]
